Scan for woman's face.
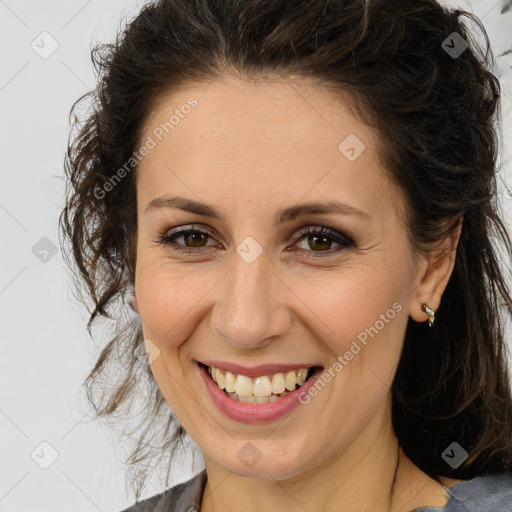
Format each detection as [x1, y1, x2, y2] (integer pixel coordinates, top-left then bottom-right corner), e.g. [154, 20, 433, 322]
[133, 75, 429, 480]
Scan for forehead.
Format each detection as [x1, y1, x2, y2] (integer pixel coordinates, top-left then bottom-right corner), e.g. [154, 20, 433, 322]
[141, 75, 371, 152]
[136, 75, 404, 227]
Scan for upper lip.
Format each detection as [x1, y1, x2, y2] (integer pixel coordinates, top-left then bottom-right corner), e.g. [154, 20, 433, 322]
[199, 360, 321, 378]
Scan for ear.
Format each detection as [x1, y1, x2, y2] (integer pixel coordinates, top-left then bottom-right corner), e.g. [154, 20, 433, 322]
[409, 216, 463, 323]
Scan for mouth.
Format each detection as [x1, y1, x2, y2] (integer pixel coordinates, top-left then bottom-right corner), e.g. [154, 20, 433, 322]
[198, 362, 323, 405]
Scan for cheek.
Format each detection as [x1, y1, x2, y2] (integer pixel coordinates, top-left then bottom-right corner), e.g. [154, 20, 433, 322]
[298, 265, 408, 403]
[135, 259, 221, 346]
[298, 264, 407, 346]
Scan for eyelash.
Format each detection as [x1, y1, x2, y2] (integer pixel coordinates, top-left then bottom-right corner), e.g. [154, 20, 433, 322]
[154, 224, 355, 259]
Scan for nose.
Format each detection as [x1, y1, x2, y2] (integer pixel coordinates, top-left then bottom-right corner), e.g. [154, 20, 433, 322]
[209, 252, 293, 350]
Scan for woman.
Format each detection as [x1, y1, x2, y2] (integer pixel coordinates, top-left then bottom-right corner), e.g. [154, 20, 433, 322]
[59, 0, 512, 510]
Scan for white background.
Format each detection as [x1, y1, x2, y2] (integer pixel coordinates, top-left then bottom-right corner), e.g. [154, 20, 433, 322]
[0, 1, 511, 511]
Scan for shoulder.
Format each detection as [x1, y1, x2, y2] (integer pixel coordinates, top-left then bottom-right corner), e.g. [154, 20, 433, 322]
[117, 470, 208, 512]
[418, 472, 512, 512]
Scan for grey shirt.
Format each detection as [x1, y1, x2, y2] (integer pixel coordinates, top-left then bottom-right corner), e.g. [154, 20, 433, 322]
[119, 470, 512, 512]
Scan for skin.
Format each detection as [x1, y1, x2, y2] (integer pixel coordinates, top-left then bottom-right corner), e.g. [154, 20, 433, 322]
[131, 74, 463, 512]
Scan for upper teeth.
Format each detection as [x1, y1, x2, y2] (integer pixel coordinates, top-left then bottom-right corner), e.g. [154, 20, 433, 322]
[208, 366, 310, 396]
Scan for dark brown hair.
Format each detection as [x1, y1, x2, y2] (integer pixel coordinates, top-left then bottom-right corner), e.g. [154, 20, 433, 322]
[59, 0, 512, 499]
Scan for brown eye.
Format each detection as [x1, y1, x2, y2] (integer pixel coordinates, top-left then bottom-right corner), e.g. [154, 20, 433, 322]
[290, 226, 354, 257]
[180, 231, 209, 248]
[156, 225, 217, 253]
[303, 233, 335, 251]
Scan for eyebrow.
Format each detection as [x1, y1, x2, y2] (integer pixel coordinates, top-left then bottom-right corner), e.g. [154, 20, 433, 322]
[144, 195, 372, 224]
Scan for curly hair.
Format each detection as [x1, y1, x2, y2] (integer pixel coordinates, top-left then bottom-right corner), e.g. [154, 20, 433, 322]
[59, 0, 512, 500]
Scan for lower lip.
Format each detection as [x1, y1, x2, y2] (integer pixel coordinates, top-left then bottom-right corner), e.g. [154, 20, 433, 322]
[197, 363, 323, 423]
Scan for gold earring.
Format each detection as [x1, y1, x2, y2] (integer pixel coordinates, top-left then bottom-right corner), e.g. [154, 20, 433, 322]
[421, 303, 435, 327]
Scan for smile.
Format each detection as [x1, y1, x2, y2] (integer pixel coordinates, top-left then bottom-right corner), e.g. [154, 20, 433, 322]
[197, 361, 323, 422]
[206, 364, 316, 404]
